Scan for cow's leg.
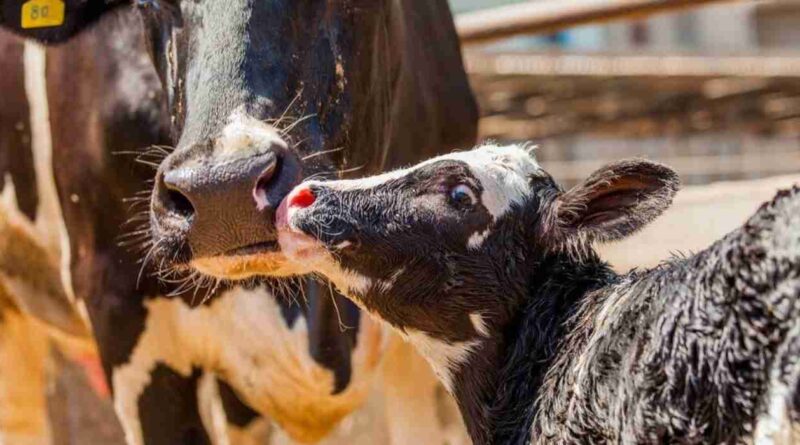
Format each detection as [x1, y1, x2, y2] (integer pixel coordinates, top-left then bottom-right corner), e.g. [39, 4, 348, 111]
[112, 358, 215, 445]
[215, 379, 271, 445]
[195, 372, 271, 445]
[0, 304, 51, 445]
[137, 365, 212, 445]
[101, 296, 214, 445]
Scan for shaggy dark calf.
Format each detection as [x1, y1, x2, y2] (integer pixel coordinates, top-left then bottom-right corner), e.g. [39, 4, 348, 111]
[275, 144, 800, 445]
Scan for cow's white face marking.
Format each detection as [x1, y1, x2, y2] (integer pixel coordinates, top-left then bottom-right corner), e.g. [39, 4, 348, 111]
[399, 330, 480, 395]
[112, 286, 385, 444]
[215, 110, 287, 160]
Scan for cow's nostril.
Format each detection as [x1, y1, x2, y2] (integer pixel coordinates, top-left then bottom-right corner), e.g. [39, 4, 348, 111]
[254, 156, 283, 210]
[167, 189, 195, 218]
[256, 156, 281, 194]
[159, 172, 196, 220]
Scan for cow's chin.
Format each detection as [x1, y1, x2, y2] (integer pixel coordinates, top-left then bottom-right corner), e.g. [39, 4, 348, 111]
[191, 252, 299, 280]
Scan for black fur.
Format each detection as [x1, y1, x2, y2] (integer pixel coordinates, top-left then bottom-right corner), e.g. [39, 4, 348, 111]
[283, 146, 800, 444]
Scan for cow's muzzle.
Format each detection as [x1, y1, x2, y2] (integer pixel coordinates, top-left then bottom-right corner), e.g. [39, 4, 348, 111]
[151, 119, 302, 278]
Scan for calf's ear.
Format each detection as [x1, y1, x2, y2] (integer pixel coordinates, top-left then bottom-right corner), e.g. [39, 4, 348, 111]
[554, 159, 679, 243]
[1, 0, 128, 44]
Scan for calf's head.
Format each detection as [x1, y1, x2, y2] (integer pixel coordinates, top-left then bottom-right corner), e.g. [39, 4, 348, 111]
[2, 0, 476, 280]
[277, 144, 679, 385]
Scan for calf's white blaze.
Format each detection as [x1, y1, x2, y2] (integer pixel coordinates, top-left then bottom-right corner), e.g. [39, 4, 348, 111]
[307, 144, 541, 222]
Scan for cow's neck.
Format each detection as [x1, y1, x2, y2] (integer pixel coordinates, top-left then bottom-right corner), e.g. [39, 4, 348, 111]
[448, 252, 617, 445]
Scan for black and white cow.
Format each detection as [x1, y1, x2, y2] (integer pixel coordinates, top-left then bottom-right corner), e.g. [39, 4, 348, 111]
[276, 144, 800, 445]
[0, 0, 477, 443]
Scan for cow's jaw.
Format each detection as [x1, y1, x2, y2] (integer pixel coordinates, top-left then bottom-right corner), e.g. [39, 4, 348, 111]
[190, 251, 294, 280]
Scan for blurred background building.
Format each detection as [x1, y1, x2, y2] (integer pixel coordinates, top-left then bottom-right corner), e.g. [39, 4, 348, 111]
[451, 0, 800, 187]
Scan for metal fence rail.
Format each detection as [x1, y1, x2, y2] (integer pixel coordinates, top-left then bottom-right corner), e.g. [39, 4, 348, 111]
[456, 0, 745, 44]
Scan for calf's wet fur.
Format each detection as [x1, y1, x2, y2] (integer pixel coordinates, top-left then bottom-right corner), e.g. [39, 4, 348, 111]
[277, 144, 800, 445]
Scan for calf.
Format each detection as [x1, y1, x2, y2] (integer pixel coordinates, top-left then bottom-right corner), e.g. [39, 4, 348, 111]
[276, 144, 800, 444]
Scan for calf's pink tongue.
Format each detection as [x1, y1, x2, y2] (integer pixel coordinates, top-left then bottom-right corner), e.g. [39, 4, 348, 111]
[275, 197, 290, 229]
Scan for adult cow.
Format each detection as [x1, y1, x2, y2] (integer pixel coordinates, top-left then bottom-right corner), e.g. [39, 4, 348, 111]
[0, 1, 477, 444]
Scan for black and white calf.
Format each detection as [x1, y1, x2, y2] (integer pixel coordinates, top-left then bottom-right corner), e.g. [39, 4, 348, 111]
[277, 144, 800, 445]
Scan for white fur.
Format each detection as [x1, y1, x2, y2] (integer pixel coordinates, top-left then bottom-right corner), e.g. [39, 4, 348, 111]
[754, 322, 800, 444]
[448, 144, 541, 220]
[112, 287, 385, 444]
[1, 174, 18, 210]
[572, 284, 636, 400]
[375, 266, 406, 294]
[467, 229, 491, 250]
[196, 372, 230, 445]
[311, 144, 541, 221]
[332, 267, 373, 297]
[23, 42, 77, 305]
[400, 330, 480, 394]
[215, 110, 287, 159]
[470, 312, 490, 338]
[333, 240, 353, 250]
[755, 380, 792, 445]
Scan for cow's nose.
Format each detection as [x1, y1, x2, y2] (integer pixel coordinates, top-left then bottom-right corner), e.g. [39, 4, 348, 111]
[153, 143, 303, 258]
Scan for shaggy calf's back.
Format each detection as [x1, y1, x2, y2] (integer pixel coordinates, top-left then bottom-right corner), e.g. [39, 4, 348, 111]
[536, 186, 800, 443]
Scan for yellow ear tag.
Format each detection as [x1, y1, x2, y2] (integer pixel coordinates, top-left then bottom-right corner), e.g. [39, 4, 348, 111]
[21, 0, 65, 29]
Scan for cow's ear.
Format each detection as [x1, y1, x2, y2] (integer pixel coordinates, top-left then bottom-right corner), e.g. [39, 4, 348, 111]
[0, 0, 129, 44]
[554, 159, 679, 243]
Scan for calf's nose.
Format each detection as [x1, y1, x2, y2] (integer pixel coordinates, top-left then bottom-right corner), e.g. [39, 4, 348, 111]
[153, 141, 303, 258]
[288, 186, 316, 209]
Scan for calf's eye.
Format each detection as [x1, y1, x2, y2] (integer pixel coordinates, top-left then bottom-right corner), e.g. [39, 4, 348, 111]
[448, 184, 477, 209]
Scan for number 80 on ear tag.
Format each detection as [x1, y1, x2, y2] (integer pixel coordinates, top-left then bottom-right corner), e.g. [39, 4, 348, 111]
[21, 0, 65, 29]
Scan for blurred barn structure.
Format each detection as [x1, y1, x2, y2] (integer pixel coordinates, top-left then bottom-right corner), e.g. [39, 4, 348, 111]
[454, 0, 800, 187]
